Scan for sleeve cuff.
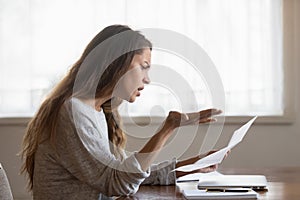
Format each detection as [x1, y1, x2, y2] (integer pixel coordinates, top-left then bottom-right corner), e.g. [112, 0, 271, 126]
[166, 157, 177, 185]
[125, 152, 151, 178]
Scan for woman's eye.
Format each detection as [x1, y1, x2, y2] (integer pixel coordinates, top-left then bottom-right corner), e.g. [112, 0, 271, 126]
[141, 65, 150, 70]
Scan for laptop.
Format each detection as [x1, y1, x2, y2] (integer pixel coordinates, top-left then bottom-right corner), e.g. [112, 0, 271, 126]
[197, 175, 268, 191]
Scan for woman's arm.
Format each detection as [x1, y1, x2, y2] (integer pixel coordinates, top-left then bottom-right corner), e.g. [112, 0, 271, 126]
[135, 109, 222, 171]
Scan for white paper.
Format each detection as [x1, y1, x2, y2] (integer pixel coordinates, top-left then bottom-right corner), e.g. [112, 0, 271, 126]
[228, 116, 257, 148]
[175, 116, 257, 172]
[177, 171, 223, 182]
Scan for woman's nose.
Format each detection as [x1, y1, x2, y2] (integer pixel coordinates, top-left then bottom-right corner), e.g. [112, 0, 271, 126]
[143, 73, 150, 84]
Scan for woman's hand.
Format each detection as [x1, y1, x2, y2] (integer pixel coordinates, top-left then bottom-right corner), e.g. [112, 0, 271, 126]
[175, 150, 230, 178]
[164, 108, 222, 130]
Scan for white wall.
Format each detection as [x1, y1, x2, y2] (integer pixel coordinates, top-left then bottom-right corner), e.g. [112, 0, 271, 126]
[0, 0, 299, 199]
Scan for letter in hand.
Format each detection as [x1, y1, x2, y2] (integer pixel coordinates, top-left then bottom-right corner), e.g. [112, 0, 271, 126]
[175, 149, 230, 177]
[166, 108, 222, 129]
[175, 150, 219, 178]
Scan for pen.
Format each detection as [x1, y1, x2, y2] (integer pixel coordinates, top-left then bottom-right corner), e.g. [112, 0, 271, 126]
[206, 188, 251, 192]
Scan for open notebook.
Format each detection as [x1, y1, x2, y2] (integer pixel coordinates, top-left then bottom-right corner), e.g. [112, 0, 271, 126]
[197, 175, 268, 191]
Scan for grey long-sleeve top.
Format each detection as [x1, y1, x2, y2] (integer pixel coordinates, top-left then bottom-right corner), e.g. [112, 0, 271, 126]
[32, 97, 176, 200]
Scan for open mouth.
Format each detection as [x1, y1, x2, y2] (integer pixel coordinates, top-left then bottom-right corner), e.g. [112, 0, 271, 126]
[136, 87, 144, 96]
[137, 86, 144, 91]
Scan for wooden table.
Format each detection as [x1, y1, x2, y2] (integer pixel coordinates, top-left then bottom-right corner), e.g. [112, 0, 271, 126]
[117, 167, 300, 199]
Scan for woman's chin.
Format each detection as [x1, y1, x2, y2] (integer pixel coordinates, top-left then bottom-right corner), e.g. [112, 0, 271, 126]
[128, 97, 136, 103]
[128, 93, 141, 103]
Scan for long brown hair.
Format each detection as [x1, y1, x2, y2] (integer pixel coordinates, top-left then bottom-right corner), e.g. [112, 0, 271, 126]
[20, 25, 152, 190]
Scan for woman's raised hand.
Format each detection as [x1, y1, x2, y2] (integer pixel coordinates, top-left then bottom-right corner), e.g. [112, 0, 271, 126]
[165, 108, 222, 129]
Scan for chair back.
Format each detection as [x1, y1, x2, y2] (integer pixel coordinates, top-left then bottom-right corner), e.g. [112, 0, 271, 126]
[0, 163, 13, 200]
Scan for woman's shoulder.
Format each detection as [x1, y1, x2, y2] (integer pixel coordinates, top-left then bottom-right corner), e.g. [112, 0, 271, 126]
[61, 97, 103, 129]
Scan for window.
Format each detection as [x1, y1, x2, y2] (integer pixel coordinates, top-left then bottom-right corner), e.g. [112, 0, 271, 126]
[0, 0, 285, 119]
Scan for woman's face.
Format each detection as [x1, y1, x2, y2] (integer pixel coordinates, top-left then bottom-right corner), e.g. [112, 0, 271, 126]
[113, 48, 151, 102]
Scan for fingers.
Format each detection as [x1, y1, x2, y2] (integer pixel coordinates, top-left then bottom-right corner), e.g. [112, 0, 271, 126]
[195, 164, 218, 173]
[170, 108, 222, 127]
[186, 108, 222, 122]
[199, 108, 222, 119]
[198, 109, 222, 124]
[224, 149, 231, 159]
[199, 118, 216, 124]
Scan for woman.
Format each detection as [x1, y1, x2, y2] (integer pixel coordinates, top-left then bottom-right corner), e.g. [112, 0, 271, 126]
[21, 25, 222, 199]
